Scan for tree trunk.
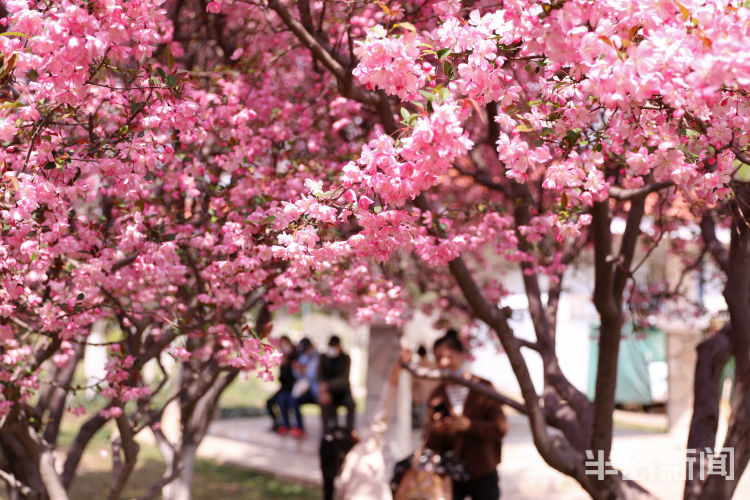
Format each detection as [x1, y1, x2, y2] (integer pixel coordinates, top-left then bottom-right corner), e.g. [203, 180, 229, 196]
[162, 444, 196, 500]
[698, 198, 750, 498]
[684, 326, 731, 500]
[698, 380, 750, 499]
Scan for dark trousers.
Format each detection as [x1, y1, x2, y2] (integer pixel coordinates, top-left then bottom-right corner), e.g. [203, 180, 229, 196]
[279, 389, 316, 430]
[266, 389, 289, 428]
[453, 471, 500, 500]
[320, 390, 355, 433]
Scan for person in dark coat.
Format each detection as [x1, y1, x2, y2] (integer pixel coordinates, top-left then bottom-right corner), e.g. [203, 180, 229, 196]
[424, 329, 508, 500]
[317, 335, 356, 434]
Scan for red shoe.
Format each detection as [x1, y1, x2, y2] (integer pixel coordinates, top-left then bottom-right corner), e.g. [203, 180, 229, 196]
[276, 426, 289, 436]
[290, 427, 305, 438]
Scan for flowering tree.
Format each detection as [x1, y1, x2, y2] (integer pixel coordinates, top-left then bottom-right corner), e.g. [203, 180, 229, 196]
[3, 1, 750, 500]
[227, 1, 750, 499]
[0, 0, 410, 497]
[682, 188, 750, 500]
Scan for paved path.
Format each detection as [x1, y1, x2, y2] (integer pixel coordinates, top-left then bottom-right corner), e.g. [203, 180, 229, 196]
[199, 413, 750, 499]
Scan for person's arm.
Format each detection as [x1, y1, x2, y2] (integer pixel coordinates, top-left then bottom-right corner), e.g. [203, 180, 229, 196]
[423, 388, 452, 451]
[306, 354, 319, 381]
[447, 383, 507, 439]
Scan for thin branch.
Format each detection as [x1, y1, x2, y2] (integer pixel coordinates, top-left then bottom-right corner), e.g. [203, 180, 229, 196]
[0, 470, 33, 497]
[265, 0, 378, 106]
[111, 251, 141, 272]
[453, 165, 512, 197]
[700, 213, 729, 273]
[609, 181, 673, 200]
[400, 360, 527, 414]
[134, 464, 183, 500]
[106, 413, 140, 500]
[517, 337, 540, 351]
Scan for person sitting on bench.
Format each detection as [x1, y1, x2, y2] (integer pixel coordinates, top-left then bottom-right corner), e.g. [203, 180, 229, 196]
[318, 335, 355, 435]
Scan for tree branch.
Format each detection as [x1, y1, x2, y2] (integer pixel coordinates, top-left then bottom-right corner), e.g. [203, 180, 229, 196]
[700, 212, 729, 273]
[266, 0, 379, 106]
[0, 469, 33, 497]
[609, 181, 673, 200]
[400, 360, 527, 414]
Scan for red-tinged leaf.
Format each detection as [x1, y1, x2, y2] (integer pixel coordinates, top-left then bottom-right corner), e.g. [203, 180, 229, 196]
[697, 30, 713, 48]
[463, 98, 485, 122]
[629, 24, 641, 41]
[394, 22, 416, 33]
[674, 1, 690, 20]
[375, 0, 390, 15]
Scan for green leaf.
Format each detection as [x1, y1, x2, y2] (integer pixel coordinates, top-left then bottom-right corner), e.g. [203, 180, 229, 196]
[400, 107, 411, 122]
[515, 124, 535, 132]
[165, 74, 177, 87]
[77, 293, 85, 301]
[443, 61, 454, 79]
[0, 32, 29, 38]
[436, 48, 452, 60]
[437, 87, 450, 102]
[563, 129, 581, 147]
[419, 89, 435, 102]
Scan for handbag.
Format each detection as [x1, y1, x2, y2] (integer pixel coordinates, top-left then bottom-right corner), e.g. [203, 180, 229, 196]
[291, 378, 310, 398]
[393, 448, 452, 500]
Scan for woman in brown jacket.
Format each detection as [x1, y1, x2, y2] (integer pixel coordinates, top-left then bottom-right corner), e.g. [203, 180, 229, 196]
[424, 330, 508, 500]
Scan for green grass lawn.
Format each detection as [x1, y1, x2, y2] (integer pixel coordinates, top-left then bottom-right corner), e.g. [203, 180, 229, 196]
[67, 455, 318, 500]
[54, 416, 319, 500]
[34, 369, 324, 499]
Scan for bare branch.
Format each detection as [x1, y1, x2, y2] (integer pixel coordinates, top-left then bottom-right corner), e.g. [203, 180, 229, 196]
[700, 213, 729, 273]
[452, 165, 512, 197]
[0, 469, 33, 497]
[110, 251, 141, 272]
[609, 181, 673, 200]
[400, 360, 527, 414]
[265, 0, 379, 106]
[106, 414, 140, 500]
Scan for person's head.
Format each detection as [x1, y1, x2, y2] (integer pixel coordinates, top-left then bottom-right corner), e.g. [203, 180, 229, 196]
[278, 335, 293, 355]
[298, 337, 313, 354]
[433, 329, 465, 372]
[326, 335, 342, 358]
